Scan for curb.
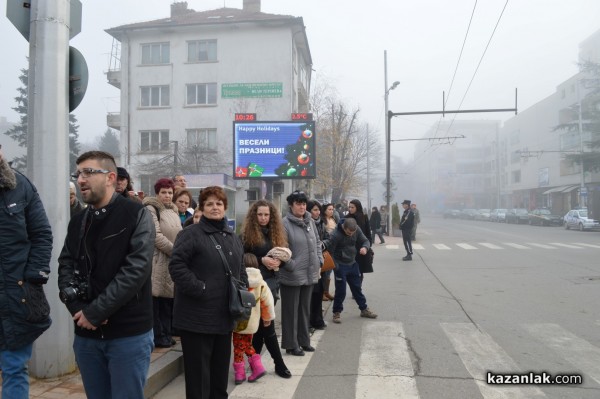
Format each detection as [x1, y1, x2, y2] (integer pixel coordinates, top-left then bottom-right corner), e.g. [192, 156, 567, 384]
[145, 346, 184, 398]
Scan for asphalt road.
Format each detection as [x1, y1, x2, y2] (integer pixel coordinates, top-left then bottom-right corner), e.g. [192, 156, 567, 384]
[154, 216, 600, 398]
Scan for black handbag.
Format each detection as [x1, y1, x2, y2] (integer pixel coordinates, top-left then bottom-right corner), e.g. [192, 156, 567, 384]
[209, 235, 256, 321]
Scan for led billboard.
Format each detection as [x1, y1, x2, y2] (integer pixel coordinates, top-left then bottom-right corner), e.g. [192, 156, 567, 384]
[233, 121, 316, 179]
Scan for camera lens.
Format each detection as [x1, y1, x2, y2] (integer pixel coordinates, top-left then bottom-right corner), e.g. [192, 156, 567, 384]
[59, 286, 79, 304]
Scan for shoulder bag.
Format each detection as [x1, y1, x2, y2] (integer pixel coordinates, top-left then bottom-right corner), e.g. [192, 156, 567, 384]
[320, 250, 335, 273]
[209, 234, 256, 322]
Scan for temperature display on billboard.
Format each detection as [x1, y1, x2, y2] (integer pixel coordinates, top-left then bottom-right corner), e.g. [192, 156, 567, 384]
[233, 121, 316, 179]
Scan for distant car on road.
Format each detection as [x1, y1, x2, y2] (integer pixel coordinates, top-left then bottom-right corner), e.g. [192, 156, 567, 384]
[460, 209, 478, 220]
[443, 209, 461, 219]
[563, 208, 600, 231]
[475, 209, 491, 221]
[506, 208, 529, 224]
[528, 208, 563, 226]
[490, 209, 507, 223]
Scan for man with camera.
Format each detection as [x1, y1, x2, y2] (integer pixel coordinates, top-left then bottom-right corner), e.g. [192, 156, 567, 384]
[0, 144, 53, 399]
[58, 151, 155, 399]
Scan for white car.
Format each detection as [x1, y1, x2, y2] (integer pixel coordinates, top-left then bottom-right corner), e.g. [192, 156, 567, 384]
[563, 209, 600, 231]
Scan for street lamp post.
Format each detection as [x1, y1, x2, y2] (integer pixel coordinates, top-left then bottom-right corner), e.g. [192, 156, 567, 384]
[384, 50, 399, 233]
[577, 80, 586, 208]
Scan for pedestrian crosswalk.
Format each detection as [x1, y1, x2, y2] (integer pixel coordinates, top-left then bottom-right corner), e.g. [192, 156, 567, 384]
[222, 321, 600, 398]
[386, 242, 600, 251]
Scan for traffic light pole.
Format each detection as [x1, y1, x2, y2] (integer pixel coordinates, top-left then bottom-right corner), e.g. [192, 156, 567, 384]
[28, 0, 76, 378]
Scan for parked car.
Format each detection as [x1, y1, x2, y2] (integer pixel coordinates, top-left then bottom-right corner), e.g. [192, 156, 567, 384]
[506, 208, 529, 224]
[528, 208, 562, 226]
[460, 209, 478, 220]
[490, 209, 507, 222]
[443, 209, 461, 219]
[563, 208, 600, 231]
[475, 209, 491, 221]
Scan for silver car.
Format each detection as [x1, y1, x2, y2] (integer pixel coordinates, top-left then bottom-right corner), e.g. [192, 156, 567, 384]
[563, 209, 600, 231]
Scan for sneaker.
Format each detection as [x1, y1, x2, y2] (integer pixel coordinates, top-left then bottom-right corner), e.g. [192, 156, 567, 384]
[332, 312, 341, 324]
[360, 308, 378, 319]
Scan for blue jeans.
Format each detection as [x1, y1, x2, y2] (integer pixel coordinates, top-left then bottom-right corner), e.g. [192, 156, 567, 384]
[0, 343, 33, 399]
[332, 261, 368, 314]
[73, 329, 154, 399]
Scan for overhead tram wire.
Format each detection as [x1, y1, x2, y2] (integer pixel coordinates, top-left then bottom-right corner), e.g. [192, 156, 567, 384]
[428, 0, 479, 148]
[442, 0, 510, 138]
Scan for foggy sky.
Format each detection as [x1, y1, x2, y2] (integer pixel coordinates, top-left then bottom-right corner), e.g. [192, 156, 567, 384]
[1, 0, 599, 167]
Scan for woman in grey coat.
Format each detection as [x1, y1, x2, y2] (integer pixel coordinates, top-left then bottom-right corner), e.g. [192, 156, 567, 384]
[280, 191, 323, 356]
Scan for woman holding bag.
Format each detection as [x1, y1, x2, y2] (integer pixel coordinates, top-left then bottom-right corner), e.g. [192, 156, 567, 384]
[169, 186, 248, 398]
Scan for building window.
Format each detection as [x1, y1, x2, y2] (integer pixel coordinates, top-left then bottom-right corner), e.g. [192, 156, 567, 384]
[140, 86, 170, 107]
[140, 130, 170, 152]
[141, 43, 170, 64]
[187, 128, 217, 151]
[511, 170, 521, 183]
[187, 40, 217, 62]
[186, 83, 217, 105]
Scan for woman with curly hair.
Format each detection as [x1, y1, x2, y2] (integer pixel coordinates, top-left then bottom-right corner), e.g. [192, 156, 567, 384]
[346, 199, 374, 276]
[241, 199, 292, 379]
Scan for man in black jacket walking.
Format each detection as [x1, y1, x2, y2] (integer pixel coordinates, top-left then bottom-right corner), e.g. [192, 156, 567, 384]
[400, 200, 415, 261]
[58, 151, 155, 399]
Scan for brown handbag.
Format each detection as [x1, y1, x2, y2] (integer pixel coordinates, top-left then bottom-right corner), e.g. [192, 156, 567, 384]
[321, 250, 335, 273]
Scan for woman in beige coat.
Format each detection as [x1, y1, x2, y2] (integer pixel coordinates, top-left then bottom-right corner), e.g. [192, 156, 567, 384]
[143, 178, 182, 348]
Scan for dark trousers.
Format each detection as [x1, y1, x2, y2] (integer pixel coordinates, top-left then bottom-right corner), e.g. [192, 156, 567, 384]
[309, 280, 325, 328]
[402, 231, 413, 255]
[180, 330, 231, 399]
[152, 297, 173, 345]
[332, 261, 367, 313]
[252, 318, 285, 367]
[280, 284, 313, 350]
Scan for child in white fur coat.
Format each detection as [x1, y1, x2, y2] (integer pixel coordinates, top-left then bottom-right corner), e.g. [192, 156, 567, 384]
[232, 253, 276, 384]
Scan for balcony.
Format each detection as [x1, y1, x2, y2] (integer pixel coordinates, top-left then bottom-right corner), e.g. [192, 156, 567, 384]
[107, 112, 121, 130]
[106, 69, 121, 89]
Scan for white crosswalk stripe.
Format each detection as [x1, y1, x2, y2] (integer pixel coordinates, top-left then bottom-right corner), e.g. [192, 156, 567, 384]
[572, 242, 600, 249]
[549, 243, 583, 249]
[356, 322, 419, 398]
[433, 244, 451, 250]
[456, 243, 478, 250]
[412, 243, 425, 250]
[503, 243, 530, 249]
[524, 323, 600, 385]
[442, 323, 546, 398]
[527, 243, 557, 249]
[229, 330, 325, 398]
[478, 243, 504, 249]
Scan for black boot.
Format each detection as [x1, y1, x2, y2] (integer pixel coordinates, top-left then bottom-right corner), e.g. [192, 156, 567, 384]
[402, 254, 412, 261]
[264, 326, 292, 378]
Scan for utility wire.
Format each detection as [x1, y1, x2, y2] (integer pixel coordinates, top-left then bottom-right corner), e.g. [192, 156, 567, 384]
[443, 0, 509, 137]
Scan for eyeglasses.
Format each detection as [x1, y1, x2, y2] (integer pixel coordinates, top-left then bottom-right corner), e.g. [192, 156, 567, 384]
[174, 178, 187, 183]
[71, 168, 111, 180]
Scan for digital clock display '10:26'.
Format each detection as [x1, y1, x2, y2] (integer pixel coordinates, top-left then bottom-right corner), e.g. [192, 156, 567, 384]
[234, 113, 257, 121]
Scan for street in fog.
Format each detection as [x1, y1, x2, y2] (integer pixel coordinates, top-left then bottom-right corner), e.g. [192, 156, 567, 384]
[154, 216, 600, 398]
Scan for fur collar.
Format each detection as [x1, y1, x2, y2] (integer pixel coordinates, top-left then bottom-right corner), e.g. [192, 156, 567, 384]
[0, 158, 17, 190]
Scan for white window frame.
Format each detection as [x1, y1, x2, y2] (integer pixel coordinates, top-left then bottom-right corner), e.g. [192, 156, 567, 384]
[140, 130, 170, 153]
[187, 40, 218, 62]
[186, 83, 217, 105]
[141, 42, 170, 65]
[187, 128, 217, 152]
[140, 85, 170, 108]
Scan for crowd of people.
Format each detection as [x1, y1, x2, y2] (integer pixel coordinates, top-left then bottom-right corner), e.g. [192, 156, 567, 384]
[0, 146, 404, 399]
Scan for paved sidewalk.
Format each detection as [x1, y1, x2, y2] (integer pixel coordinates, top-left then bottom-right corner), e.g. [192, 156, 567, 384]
[0, 340, 182, 398]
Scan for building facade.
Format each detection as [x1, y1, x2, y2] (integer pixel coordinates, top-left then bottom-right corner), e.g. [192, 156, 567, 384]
[105, 0, 312, 222]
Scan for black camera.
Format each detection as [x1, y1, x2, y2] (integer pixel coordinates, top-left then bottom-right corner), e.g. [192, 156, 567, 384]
[59, 270, 90, 304]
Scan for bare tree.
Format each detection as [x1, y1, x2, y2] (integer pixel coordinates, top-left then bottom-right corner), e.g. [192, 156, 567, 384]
[311, 76, 382, 203]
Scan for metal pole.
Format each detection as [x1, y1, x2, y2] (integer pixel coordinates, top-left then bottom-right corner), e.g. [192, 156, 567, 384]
[28, 0, 75, 377]
[384, 50, 391, 233]
[496, 122, 500, 209]
[577, 80, 585, 207]
[366, 123, 371, 212]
